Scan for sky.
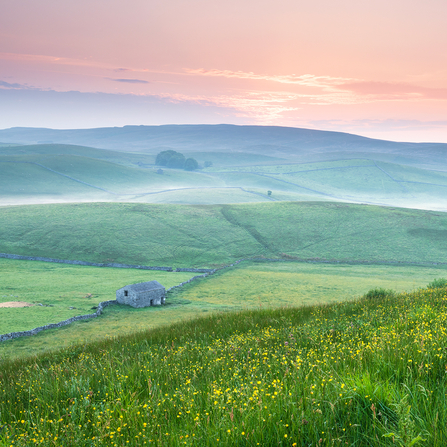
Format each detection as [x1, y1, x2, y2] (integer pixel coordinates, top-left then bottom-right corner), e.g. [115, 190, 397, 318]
[1, 0, 447, 142]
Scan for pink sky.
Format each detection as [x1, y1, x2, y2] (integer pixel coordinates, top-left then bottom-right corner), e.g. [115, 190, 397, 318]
[1, 0, 447, 142]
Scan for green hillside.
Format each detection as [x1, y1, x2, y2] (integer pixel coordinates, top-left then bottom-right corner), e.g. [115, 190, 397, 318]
[206, 159, 447, 208]
[0, 258, 194, 334]
[0, 154, 224, 198]
[1, 143, 447, 209]
[2, 144, 447, 209]
[2, 284, 447, 445]
[0, 201, 446, 267]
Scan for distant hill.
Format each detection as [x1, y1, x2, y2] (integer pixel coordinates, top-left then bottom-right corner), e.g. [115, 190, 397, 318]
[1, 126, 446, 209]
[1, 143, 447, 210]
[1, 124, 446, 168]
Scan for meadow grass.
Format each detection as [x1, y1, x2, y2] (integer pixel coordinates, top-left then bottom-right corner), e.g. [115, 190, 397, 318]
[0, 202, 446, 268]
[0, 144, 156, 167]
[175, 261, 447, 309]
[1, 284, 446, 446]
[1, 260, 444, 362]
[0, 259, 194, 333]
[133, 188, 270, 205]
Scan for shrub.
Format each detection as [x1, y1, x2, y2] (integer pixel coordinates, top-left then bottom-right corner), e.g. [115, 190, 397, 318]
[427, 278, 447, 289]
[155, 149, 179, 166]
[364, 287, 394, 299]
[166, 152, 186, 169]
[184, 157, 199, 171]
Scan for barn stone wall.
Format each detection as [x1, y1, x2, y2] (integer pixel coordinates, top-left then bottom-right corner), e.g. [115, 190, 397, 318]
[116, 287, 165, 308]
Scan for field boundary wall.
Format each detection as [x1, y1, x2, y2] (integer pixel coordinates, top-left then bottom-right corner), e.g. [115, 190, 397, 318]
[0, 253, 173, 271]
[2, 253, 445, 343]
[0, 300, 117, 343]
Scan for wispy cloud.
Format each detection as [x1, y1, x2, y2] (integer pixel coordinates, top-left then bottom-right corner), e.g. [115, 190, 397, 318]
[0, 80, 28, 89]
[110, 78, 150, 84]
[186, 67, 447, 104]
[338, 81, 447, 100]
[158, 90, 304, 123]
[185, 68, 353, 89]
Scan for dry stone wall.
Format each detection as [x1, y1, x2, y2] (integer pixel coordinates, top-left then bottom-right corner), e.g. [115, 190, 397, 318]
[0, 300, 117, 343]
[0, 255, 277, 343]
[0, 253, 173, 271]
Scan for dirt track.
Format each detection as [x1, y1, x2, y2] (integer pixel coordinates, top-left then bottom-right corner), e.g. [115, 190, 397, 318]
[0, 301, 34, 308]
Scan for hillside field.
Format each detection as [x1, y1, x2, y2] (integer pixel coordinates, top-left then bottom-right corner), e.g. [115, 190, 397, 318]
[1, 284, 447, 445]
[0, 258, 194, 334]
[0, 202, 446, 268]
[1, 141, 447, 209]
[1, 259, 445, 360]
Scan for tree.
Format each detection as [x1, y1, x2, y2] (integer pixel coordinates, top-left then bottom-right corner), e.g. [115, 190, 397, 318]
[204, 161, 213, 168]
[166, 153, 186, 169]
[184, 158, 199, 171]
[267, 190, 272, 196]
[155, 150, 178, 166]
[155, 150, 196, 170]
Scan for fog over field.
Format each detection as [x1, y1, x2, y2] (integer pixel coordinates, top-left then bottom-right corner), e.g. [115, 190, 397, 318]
[1, 125, 446, 211]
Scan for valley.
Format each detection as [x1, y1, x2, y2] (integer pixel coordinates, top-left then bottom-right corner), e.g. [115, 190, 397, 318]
[1, 125, 447, 445]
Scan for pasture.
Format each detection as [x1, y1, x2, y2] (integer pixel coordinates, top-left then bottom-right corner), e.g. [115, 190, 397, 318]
[1, 258, 445, 361]
[0, 258, 194, 334]
[0, 202, 446, 268]
[1, 284, 447, 445]
[1, 142, 447, 209]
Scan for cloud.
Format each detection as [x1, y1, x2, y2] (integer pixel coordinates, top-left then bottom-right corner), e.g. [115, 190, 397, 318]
[186, 67, 447, 104]
[110, 78, 150, 84]
[337, 81, 447, 100]
[159, 90, 304, 123]
[185, 68, 353, 88]
[0, 80, 29, 89]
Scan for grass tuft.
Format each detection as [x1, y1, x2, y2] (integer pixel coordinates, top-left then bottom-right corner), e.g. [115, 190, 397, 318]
[364, 287, 395, 300]
[427, 278, 447, 289]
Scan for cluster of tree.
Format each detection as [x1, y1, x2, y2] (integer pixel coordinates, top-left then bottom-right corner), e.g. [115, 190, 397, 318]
[155, 150, 199, 171]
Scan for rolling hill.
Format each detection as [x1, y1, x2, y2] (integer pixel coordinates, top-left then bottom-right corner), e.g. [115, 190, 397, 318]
[1, 124, 446, 168]
[1, 141, 447, 209]
[0, 201, 446, 268]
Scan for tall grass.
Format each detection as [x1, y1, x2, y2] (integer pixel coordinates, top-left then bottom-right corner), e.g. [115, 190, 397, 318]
[1, 285, 446, 446]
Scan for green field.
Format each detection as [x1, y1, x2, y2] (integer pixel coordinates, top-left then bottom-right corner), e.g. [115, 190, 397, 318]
[0, 258, 194, 334]
[2, 284, 447, 445]
[177, 261, 447, 309]
[1, 258, 445, 360]
[2, 143, 447, 208]
[0, 202, 446, 268]
[1, 128, 447, 445]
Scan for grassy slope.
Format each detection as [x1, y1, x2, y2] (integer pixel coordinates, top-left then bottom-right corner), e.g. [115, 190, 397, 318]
[206, 159, 447, 207]
[0, 154, 223, 195]
[178, 261, 447, 309]
[0, 258, 194, 333]
[0, 202, 446, 267]
[0, 260, 445, 360]
[2, 145, 447, 208]
[1, 285, 447, 445]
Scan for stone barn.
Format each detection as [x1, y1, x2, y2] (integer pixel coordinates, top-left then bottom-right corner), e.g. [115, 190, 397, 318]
[116, 281, 166, 308]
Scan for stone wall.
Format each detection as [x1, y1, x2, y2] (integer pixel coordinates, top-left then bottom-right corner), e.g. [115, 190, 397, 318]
[0, 253, 173, 271]
[0, 255, 286, 343]
[0, 300, 117, 343]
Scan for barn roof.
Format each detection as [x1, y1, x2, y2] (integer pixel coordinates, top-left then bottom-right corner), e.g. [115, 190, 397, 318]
[121, 281, 165, 292]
